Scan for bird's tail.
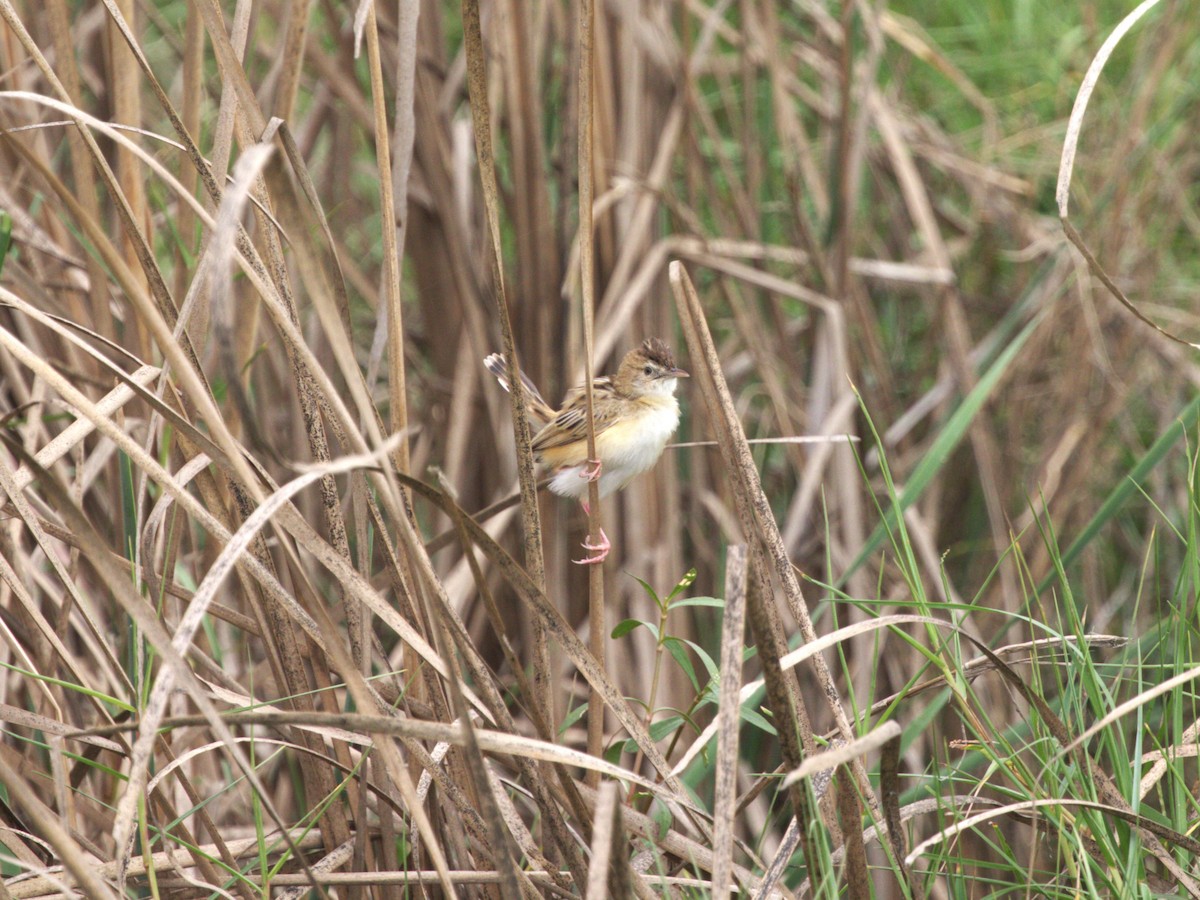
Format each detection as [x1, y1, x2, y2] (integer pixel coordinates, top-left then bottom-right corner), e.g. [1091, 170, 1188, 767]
[483, 353, 557, 423]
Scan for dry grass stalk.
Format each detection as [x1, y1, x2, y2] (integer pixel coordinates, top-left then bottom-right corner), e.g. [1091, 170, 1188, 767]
[710, 543, 748, 896]
[0, 0, 1195, 895]
[573, 0, 612, 792]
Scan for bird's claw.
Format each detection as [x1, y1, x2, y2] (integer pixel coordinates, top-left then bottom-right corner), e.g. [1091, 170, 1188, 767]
[579, 458, 603, 482]
[573, 528, 611, 565]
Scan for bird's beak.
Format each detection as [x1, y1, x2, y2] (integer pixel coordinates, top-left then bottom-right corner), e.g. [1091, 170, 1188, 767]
[670, 366, 690, 378]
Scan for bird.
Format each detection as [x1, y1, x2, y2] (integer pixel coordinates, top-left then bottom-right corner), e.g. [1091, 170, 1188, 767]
[484, 338, 688, 564]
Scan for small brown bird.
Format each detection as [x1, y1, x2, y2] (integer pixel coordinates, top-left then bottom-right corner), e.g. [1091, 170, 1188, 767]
[484, 338, 688, 564]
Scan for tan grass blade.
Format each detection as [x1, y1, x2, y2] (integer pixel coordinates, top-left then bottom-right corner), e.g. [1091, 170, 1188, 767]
[0, 750, 118, 898]
[362, 4, 411, 479]
[782, 721, 902, 786]
[0, 437, 315, 890]
[9, 364, 160, 492]
[121, 437, 406, 877]
[396, 474, 704, 801]
[879, 727, 921, 898]
[585, 782, 618, 900]
[710, 544, 748, 897]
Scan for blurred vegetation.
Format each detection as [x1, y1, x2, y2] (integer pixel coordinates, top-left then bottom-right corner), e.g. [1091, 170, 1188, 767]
[0, 0, 1198, 896]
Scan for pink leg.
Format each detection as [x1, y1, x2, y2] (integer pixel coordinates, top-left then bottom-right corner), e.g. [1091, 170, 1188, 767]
[579, 458, 602, 482]
[573, 527, 611, 565]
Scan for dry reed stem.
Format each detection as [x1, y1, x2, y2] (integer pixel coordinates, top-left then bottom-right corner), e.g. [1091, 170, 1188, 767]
[363, 4, 412, 482]
[879, 732, 921, 899]
[423, 605, 525, 898]
[584, 781, 617, 900]
[458, 4, 609, 887]
[459, 0, 551, 716]
[710, 543, 748, 896]
[836, 762, 870, 900]
[396, 473, 699, 796]
[669, 260, 826, 879]
[0, 748, 119, 899]
[574, 0, 607, 790]
[186, 48, 364, 827]
[670, 263, 879, 801]
[432, 474, 587, 891]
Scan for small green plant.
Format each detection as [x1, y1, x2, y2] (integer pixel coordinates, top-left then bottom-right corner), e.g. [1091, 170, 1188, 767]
[609, 570, 722, 763]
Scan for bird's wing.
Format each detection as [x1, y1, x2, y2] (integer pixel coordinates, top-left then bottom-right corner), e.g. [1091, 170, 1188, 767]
[531, 378, 621, 452]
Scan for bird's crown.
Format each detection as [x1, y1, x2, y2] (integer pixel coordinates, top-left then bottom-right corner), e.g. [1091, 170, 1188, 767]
[641, 337, 678, 370]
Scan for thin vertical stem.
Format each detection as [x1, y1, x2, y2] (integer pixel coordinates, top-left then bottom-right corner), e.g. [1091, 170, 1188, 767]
[576, 0, 606, 788]
[364, 2, 410, 481]
[460, 0, 550, 727]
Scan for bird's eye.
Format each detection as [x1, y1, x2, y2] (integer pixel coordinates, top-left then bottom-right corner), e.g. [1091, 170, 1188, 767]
[643, 365, 653, 376]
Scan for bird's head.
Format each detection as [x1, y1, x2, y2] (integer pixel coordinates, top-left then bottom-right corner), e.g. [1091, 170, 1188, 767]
[617, 337, 689, 398]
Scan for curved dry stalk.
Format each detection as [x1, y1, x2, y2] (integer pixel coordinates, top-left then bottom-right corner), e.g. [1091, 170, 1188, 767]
[1055, 0, 1197, 349]
[907, 797, 1200, 871]
[781, 721, 902, 788]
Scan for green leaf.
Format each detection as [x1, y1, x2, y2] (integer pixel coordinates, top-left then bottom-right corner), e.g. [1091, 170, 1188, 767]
[669, 596, 725, 610]
[740, 704, 777, 735]
[648, 715, 684, 742]
[663, 637, 700, 692]
[612, 618, 655, 640]
[0, 659, 135, 712]
[650, 800, 673, 840]
[844, 307, 1045, 582]
[559, 702, 588, 736]
[0, 211, 11, 278]
[681, 638, 719, 681]
[665, 568, 698, 603]
[628, 573, 662, 610]
[696, 679, 720, 707]
[1049, 391, 1200, 586]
